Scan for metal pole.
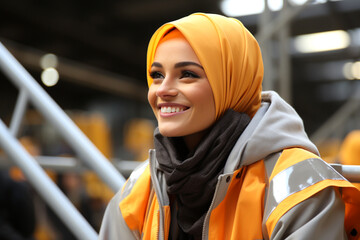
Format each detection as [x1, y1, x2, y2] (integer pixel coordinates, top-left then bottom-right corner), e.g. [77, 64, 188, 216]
[258, 0, 275, 91]
[9, 88, 28, 137]
[0, 42, 125, 192]
[0, 155, 142, 176]
[0, 119, 98, 240]
[278, 0, 292, 104]
[256, 0, 312, 43]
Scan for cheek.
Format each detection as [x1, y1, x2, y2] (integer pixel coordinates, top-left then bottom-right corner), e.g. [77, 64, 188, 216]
[147, 87, 157, 111]
[193, 88, 215, 115]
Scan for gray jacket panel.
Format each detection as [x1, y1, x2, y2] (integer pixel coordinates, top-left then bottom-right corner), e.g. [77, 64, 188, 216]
[98, 190, 139, 240]
[271, 187, 347, 240]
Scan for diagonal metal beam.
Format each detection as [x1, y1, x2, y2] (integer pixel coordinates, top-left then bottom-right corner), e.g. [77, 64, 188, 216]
[0, 119, 98, 240]
[0, 41, 126, 192]
[9, 88, 28, 136]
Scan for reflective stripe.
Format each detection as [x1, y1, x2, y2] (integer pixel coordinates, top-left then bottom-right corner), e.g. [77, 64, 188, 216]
[264, 152, 281, 184]
[120, 160, 149, 201]
[264, 158, 345, 221]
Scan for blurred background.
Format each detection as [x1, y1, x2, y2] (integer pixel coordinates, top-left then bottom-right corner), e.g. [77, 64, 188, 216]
[0, 0, 360, 239]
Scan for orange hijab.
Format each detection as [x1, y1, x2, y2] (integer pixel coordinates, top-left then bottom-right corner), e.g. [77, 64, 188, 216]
[147, 13, 263, 119]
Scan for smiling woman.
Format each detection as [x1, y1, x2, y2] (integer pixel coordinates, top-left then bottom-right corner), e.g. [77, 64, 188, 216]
[147, 29, 216, 150]
[99, 13, 360, 240]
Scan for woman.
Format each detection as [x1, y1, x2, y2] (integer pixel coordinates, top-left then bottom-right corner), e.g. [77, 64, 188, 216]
[99, 13, 360, 240]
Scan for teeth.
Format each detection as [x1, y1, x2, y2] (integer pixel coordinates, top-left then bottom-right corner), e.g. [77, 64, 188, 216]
[160, 106, 184, 113]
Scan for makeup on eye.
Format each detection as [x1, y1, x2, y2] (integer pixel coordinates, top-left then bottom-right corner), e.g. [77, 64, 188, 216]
[149, 69, 200, 82]
[149, 71, 164, 79]
[150, 62, 203, 81]
[180, 70, 200, 79]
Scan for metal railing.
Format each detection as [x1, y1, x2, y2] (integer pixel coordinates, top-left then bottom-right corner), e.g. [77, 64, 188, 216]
[0, 155, 142, 177]
[0, 41, 126, 239]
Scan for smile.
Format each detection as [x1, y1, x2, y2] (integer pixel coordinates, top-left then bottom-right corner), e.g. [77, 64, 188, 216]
[160, 106, 185, 113]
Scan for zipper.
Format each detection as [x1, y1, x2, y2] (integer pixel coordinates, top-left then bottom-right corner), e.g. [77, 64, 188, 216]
[201, 168, 245, 240]
[149, 150, 165, 240]
[201, 175, 227, 240]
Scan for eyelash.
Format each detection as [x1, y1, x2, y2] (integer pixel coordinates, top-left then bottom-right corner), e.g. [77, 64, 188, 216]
[149, 70, 200, 81]
[149, 71, 163, 79]
[181, 70, 199, 79]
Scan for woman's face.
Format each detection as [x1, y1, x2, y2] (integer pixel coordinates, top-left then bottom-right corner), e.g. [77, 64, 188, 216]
[148, 31, 216, 148]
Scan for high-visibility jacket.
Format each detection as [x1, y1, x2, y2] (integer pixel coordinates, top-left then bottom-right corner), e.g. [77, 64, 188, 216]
[99, 147, 360, 240]
[99, 91, 360, 239]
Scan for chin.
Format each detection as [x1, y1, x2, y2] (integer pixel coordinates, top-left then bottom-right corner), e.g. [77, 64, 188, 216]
[159, 127, 183, 137]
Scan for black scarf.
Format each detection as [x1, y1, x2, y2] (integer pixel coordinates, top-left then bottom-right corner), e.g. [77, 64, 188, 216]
[154, 109, 250, 239]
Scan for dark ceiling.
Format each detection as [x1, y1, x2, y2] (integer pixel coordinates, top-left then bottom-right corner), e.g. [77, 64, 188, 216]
[0, 0, 221, 83]
[1, 0, 360, 134]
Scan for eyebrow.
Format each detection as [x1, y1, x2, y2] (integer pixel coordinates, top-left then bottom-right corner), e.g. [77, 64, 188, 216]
[174, 61, 204, 69]
[151, 62, 162, 68]
[151, 61, 204, 69]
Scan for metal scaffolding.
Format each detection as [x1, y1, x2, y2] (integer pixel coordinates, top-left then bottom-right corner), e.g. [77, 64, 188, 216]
[256, 0, 360, 181]
[256, 0, 311, 103]
[257, 0, 360, 141]
[0, 41, 126, 239]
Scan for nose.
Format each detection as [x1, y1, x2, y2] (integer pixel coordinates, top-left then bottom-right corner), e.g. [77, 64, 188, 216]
[156, 78, 178, 98]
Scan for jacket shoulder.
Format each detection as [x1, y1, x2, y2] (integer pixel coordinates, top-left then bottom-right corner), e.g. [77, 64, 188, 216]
[120, 160, 150, 201]
[263, 147, 353, 239]
[98, 160, 151, 240]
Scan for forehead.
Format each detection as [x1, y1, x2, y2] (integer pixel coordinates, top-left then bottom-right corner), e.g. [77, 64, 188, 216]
[154, 33, 201, 64]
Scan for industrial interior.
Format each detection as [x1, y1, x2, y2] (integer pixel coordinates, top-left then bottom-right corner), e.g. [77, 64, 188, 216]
[0, 0, 360, 239]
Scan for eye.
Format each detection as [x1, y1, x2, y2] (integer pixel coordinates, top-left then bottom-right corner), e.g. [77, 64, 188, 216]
[149, 71, 164, 79]
[181, 70, 199, 79]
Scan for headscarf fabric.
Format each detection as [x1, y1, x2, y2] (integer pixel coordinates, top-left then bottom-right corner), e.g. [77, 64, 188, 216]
[147, 13, 264, 118]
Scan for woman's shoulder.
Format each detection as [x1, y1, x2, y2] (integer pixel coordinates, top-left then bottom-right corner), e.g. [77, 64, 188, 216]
[119, 160, 151, 201]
